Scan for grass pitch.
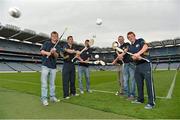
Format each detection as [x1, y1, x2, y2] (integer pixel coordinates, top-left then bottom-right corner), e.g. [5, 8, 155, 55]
[0, 70, 179, 119]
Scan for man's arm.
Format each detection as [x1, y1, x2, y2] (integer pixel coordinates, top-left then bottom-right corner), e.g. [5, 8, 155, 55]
[132, 44, 148, 59]
[40, 50, 51, 57]
[65, 48, 76, 54]
[112, 52, 122, 64]
[64, 48, 81, 55]
[112, 57, 119, 64]
[50, 48, 59, 58]
[77, 55, 90, 63]
[40, 42, 51, 56]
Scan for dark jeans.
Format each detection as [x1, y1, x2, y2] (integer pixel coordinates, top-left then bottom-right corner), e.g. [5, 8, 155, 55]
[62, 62, 76, 98]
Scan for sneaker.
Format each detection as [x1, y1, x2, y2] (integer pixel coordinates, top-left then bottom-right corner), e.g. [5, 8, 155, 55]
[72, 93, 79, 96]
[42, 100, 49, 106]
[131, 100, 143, 104]
[144, 104, 154, 109]
[87, 90, 92, 93]
[127, 95, 135, 101]
[119, 92, 124, 96]
[80, 91, 84, 94]
[50, 97, 60, 102]
[64, 96, 70, 100]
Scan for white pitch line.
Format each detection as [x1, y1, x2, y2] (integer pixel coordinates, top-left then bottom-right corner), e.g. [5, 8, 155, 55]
[0, 79, 168, 99]
[166, 70, 178, 99]
[91, 89, 167, 99]
[91, 89, 115, 94]
[144, 95, 166, 99]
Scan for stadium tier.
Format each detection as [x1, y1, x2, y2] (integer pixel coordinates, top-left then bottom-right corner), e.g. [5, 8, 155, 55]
[0, 23, 180, 72]
[0, 62, 14, 71]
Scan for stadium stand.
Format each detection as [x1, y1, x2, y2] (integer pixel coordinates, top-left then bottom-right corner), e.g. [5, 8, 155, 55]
[22, 63, 41, 71]
[0, 62, 14, 71]
[0, 23, 180, 72]
[0, 38, 40, 53]
[156, 63, 169, 70]
[5, 62, 32, 71]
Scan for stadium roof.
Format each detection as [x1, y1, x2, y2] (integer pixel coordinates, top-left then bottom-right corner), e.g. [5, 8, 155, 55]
[0, 23, 180, 48]
[0, 24, 49, 44]
[148, 38, 180, 48]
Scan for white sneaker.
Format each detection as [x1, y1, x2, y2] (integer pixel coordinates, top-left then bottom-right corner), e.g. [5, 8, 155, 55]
[64, 96, 70, 99]
[144, 104, 154, 109]
[87, 90, 92, 93]
[131, 100, 143, 104]
[80, 91, 84, 94]
[42, 100, 49, 106]
[50, 97, 60, 102]
[72, 93, 79, 96]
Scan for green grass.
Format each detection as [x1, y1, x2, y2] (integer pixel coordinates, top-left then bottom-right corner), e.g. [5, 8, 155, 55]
[0, 70, 180, 119]
[0, 88, 128, 119]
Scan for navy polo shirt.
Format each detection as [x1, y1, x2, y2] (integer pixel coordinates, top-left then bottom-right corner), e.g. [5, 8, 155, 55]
[40, 40, 61, 69]
[120, 42, 132, 63]
[128, 38, 150, 64]
[115, 42, 132, 64]
[62, 43, 76, 62]
[79, 48, 91, 67]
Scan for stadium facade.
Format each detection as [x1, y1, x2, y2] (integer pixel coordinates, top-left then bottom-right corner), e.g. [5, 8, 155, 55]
[0, 23, 179, 72]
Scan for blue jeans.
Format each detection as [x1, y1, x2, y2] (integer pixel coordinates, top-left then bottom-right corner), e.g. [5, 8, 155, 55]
[41, 66, 57, 101]
[78, 65, 90, 92]
[123, 63, 136, 97]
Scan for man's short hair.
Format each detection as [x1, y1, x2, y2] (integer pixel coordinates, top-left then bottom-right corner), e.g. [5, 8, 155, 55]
[51, 31, 58, 36]
[118, 36, 124, 38]
[127, 31, 136, 36]
[67, 36, 73, 40]
[85, 39, 89, 42]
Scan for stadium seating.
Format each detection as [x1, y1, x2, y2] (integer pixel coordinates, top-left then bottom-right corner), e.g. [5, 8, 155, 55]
[170, 62, 180, 70]
[0, 38, 40, 54]
[22, 63, 41, 71]
[0, 23, 179, 72]
[156, 63, 169, 70]
[0, 62, 14, 71]
[5, 62, 32, 71]
[152, 63, 158, 70]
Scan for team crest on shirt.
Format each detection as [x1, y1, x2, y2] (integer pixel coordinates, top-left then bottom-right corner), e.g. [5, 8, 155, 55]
[136, 44, 140, 48]
[86, 52, 89, 54]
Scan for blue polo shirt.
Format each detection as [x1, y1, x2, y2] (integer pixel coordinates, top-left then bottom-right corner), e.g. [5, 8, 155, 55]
[128, 38, 151, 64]
[40, 40, 61, 69]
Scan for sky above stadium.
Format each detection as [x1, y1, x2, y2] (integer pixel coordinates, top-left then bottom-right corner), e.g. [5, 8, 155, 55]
[0, 0, 180, 47]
